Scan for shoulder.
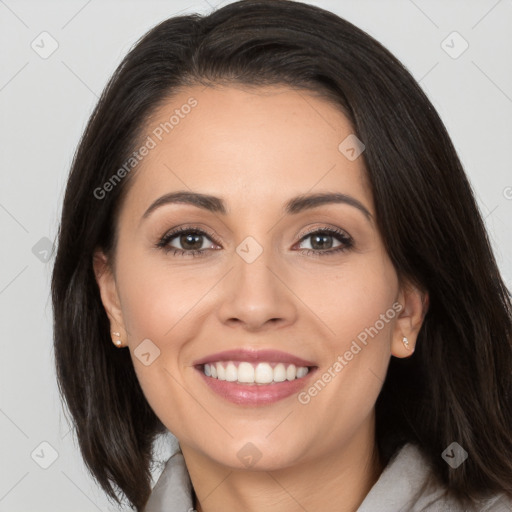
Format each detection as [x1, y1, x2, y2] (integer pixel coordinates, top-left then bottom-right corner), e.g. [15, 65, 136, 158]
[357, 443, 512, 512]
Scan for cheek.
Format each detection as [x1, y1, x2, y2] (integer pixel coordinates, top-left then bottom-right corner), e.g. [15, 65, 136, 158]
[295, 261, 398, 442]
[116, 253, 203, 433]
[297, 257, 397, 419]
[115, 252, 212, 408]
[117, 252, 206, 341]
[294, 255, 399, 350]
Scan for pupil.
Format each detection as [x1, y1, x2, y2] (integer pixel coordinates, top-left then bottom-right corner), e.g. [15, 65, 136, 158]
[311, 234, 332, 250]
[181, 233, 202, 250]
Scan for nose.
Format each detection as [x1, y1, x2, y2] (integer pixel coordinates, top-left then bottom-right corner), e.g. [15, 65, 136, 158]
[216, 242, 298, 332]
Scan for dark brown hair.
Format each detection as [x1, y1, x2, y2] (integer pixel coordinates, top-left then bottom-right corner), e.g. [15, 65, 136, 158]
[51, 0, 512, 509]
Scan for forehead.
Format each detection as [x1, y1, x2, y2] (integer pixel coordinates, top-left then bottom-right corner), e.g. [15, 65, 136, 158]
[120, 84, 371, 221]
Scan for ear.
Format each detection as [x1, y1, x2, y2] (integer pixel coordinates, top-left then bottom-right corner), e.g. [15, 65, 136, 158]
[92, 248, 127, 343]
[391, 279, 429, 358]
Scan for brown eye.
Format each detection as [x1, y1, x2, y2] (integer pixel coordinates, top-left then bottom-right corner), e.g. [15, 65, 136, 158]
[156, 227, 219, 257]
[296, 228, 353, 256]
[177, 232, 206, 251]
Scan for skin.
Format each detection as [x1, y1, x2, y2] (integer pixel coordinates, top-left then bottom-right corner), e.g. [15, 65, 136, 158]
[93, 84, 427, 512]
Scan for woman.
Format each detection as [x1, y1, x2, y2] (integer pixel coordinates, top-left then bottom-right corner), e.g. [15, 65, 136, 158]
[51, 1, 512, 510]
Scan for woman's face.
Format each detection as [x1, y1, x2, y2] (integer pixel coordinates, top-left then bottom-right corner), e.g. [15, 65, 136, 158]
[94, 84, 422, 471]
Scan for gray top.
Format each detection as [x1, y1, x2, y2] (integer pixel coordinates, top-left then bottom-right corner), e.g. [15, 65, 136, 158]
[143, 443, 512, 512]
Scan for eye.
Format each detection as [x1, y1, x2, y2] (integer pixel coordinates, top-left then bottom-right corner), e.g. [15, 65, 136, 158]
[156, 226, 219, 257]
[296, 227, 353, 256]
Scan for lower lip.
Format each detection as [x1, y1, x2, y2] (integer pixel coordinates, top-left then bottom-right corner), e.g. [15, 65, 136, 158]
[195, 366, 317, 406]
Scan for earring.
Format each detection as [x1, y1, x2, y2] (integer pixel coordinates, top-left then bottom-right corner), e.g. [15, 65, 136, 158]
[402, 336, 410, 349]
[112, 332, 123, 348]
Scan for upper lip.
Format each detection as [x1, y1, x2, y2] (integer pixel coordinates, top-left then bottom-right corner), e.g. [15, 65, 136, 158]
[192, 348, 317, 367]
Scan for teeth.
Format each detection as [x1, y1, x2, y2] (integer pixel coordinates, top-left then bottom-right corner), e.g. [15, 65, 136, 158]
[225, 362, 237, 382]
[297, 367, 308, 378]
[273, 363, 286, 382]
[202, 361, 310, 384]
[238, 362, 254, 383]
[255, 362, 273, 384]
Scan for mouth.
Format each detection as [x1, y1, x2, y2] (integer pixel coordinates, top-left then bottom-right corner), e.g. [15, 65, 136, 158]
[192, 349, 318, 406]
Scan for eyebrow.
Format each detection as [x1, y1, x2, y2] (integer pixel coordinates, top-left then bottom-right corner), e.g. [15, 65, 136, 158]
[140, 190, 373, 223]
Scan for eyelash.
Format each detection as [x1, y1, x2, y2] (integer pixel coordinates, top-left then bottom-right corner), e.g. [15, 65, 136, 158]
[156, 225, 354, 258]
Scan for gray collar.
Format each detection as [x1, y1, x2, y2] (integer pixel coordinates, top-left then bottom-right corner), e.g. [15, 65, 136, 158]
[144, 450, 194, 512]
[143, 443, 510, 511]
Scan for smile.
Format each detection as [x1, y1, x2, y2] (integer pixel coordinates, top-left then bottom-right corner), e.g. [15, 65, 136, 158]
[203, 361, 310, 384]
[193, 348, 318, 406]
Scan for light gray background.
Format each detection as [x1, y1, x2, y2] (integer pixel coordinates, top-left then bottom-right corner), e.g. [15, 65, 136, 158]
[1, 0, 511, 510]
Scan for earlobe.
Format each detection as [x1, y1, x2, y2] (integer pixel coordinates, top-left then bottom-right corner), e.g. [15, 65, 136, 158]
[391, 281, 428, 358]
[92, 249, 126, 345]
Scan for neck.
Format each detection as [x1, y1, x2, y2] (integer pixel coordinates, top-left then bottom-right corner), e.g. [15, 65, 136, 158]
[185, 414, 383, 512]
